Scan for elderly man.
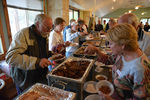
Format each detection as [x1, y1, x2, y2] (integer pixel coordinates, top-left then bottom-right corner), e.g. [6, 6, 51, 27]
[66, 22, 86, 57]
[118, 13, 150, 59]
[5, 14, 53, 94]
[63, 19, 76, 42]
[108, 18, 117, 28]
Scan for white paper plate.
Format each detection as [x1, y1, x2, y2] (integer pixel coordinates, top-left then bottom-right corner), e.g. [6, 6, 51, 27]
[84, 81, 97, 93]
[85, 94, 103, 100]
[0, 79, 5, 90]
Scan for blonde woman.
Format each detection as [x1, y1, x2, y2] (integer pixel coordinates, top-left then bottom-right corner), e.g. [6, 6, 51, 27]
[85, 23, 150, 100]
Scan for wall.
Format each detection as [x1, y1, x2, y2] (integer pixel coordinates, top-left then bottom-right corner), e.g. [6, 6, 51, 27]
[80, 10, 91, 25]
[48, 0, 69, 25]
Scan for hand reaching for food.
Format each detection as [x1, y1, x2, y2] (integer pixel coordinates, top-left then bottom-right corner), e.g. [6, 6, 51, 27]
[39, 58, 53, 68]
[64, 41, 71, 47]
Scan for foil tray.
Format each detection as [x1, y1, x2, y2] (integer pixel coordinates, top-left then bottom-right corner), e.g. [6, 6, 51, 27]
[16, 83, 76, 100]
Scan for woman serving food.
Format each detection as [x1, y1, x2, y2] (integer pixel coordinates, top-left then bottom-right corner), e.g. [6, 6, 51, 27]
[85, 23, 150, 100]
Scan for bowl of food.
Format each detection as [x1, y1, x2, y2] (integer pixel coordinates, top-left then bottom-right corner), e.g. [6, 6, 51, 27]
[84, 81, 97, 93]
[95, 75, 107, 81]
[84, 94, 103, 100]
[96, 80, 114, 96]
[95, 66, 104, 73]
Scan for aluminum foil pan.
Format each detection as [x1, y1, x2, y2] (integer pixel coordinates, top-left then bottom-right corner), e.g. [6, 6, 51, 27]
[16, 83, 76, 100]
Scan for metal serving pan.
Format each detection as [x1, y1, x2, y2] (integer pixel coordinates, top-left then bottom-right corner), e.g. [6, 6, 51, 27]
[48, 57, 95, 83]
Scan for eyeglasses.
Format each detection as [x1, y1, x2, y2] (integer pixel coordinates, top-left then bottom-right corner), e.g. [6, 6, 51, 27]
[42, 24, 52, 32]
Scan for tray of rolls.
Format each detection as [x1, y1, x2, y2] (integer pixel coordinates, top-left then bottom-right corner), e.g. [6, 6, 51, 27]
[16, 83, 76, 100]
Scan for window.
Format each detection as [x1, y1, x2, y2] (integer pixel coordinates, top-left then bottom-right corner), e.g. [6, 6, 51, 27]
[7, 7, 42, 38]
[69, 9, 73, 22]
[140, 18, 147, 25]
[0, 0, 45, 60]
[74, 11, 79, 21]
[148, 19, 150, 25]
[102, 18, 110, 25]
[6, 0, 44, 38]
[69, 8, 79, 22]
[0, 36, 4, 55]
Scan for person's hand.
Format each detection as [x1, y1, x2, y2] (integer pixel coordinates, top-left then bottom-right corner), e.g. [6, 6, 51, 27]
[39, 58, 52, 68]
[84, 45, 98, 54]
[80, 32, 87, 36]
[64, 41, 71, 47]
[83, 31, 88, 35]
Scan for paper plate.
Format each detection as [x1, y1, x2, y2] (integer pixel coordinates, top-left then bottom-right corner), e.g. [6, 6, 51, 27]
[83, 81, 97, 93]
[0, 79, 5, 90]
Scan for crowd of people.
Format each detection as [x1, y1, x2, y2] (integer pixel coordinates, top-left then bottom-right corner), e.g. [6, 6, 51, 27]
[5, 13, 150, 99]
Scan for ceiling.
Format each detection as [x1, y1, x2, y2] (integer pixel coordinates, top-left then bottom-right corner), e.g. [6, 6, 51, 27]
[69, 0, 150, 17]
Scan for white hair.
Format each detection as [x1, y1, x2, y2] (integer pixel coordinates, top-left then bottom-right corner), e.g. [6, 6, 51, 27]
[34, 14, 51, 25]
[127, 14, 139, 27]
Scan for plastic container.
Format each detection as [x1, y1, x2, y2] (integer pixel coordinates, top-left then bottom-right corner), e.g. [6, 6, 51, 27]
[95, 74, 108, 81]
[96, 80, 114, 96]
[83, 81, 97, 93]
[84, 94, 103, 100]
[95, 66, 104, 73]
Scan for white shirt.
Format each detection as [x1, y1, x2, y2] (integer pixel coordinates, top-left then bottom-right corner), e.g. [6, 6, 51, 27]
[119, 55, 145, 84]
[138, 31, 150, 59]
[66, 28, 80, 52]
[49, 30, 64, 51]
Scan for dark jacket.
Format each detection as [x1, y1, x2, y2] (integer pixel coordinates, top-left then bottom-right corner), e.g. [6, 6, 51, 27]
[5, 25, 52, 90]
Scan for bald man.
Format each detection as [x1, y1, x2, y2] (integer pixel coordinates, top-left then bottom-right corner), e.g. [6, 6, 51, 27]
[118, 13, 150, 59]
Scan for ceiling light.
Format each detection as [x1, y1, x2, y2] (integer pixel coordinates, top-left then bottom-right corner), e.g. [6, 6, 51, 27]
[128, 10, 132, 13]
[135, 5, 143, 10]
[135, 6, 139, 9]
[141, 12, 146, 15]
[113, 0, 116, 2]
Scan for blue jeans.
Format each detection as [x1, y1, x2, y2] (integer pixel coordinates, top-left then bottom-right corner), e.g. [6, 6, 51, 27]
[15, 85, 23, 95]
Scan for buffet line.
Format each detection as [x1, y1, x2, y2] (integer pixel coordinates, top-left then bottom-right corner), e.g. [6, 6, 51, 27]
[15, 32, 113, 100]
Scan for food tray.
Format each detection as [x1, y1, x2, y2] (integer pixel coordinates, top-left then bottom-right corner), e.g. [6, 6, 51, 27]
[47, 57, 95, 100]
[82, 41, 101, 47]
[73, 47, 97, 59]
[16, 83, 76, 100]
[49, 54, 66, 63]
